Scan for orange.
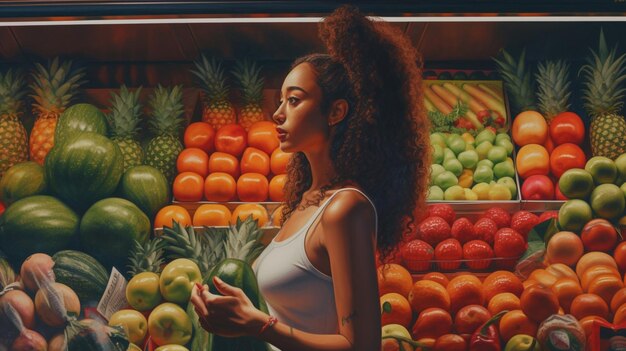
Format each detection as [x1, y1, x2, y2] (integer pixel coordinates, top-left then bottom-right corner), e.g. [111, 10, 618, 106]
[268, 174, 286, 202]
[528, 269, 558, 288]
[551, 277, 583, 313]
[434, 334, 467, 351]
[512, 110, 548, 147]
[231, 203, 269, 227]
[184, 121, 215, 153]
[610, 287, 626, 313]
[570, 293, 609, 320]
[408, 280, 451, 314]
[499, 310, 538, 342]
[247, 121, 279, 155]
[576, 252, 617, 278]
[515, 144, 549, 179]
[482, 271, 524, 300]
[176, 147, 210, 178]
[520, 283, 560, 323]
[487, 293, 520, 316]
[208, 151, 240, 179]
[579, 316, 607, 339]
[587, 274, 624, 306]
[377, 264, 413, 298]
[154, 205, 192, 229]
[580, 265, 621, 291]
[172, 172, 204, 202]
[614, 241, 626, 274]
[545, 231, 584, 267]
[192, 204, 231, 227]
[270, 148, 291, 175]
[204, 172, 237, 202]
[523, 279, 539, 290]
[380, 293, 413, 328]
[422, 272, 450, 288]
[546, 263, 579, 282]
[411, 308, 453, 339]
[446, 275, 484, 314]
[240, 147, 271, 176]
[454, 305, 491, 334]
[237, 173, 269, 202]
[271, 205, 284, 227]
[614, 303, 626, 324]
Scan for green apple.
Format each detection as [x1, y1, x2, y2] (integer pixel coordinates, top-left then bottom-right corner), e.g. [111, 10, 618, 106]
[444, 185, 466, 200]
[495, 138, 514, 156]
[621, 182, 626, 200]
[497, 177, 518, 198]
[472, 183, 491, 200]
[458, 150, 479, 169]
[432, 144, 444, 164]
[427, 186, 444, 200]
[475, 129, 496, 145]
[159, 258, 202, 305]
[505, 334, 541, 351]
[430, 133, 446, 149]
[126, 272, 162, 311]
[446, 134, 466, 155]
[443, 148, 456, 162]
[616, 153, 626, 180]
[477, 159, 494, 169]
[443, 158, 463, 177]
[475, 141, 493, 160]
[473, 165, 494, 184]
[155, 345, 190, 351]
[487, 146, 507, 164]
[148, 302, 192, 347]
[489, 184, 512, 200]
[434, 171, 458, 190]
[108, 309, 148, 345]
[585, 156, 618, 185]
[590, 183, 625, 219]
[494, 160, 515, 179]
[558, 169, 595, 199]
[495, 132, 511, 143]
[558, 199, 593, 232]
[381, 324, 413, 351]
[430, 164, 445, 185]
[464, 188, 478, 201]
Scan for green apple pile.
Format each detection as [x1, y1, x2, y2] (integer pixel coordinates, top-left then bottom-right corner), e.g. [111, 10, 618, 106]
[429, 129, 517, 201]
[109, 258, 202, 351]
[557, 154, 626, 232]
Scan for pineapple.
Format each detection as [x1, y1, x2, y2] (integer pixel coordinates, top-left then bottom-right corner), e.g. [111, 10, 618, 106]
[223, 216, 265, 264]
[145, 85, 185, 182]
[29, 57, 85, 165]
[108, 85, 144, 172]
[0, 68, 28, 178]
[493, 48, 538, 115]
[580, 30, 626, 160]
[190, 55, 236, 130]
[127, 238, 165, 276]
[536, 60, 572, 121]
[232, 59, 267, 131]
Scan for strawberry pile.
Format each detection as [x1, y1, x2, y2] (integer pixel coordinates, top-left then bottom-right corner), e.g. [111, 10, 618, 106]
[398, 204, 558, 272]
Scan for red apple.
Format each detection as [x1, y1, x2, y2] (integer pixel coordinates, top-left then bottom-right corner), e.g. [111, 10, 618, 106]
[0, 201, 4, 216]
[521, 175, 555, 200]
[580, 218, 618, 252]
[214, 124, 247, 157]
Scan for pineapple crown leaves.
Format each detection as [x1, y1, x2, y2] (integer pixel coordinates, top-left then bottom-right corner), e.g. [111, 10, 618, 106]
[190, 55, 230, 101]
[127, 237, 166, 276]
[147, 84, 185, 136]
[232, 59, 265, 105]
[107, 85, 143, 139]
[225, 215, 265, 263]
[493, 48, 538, 114]
[579, 29, 626, 117]
[536, 60, 572, 119]
[0, 68, 27, 116]
[29, 57, 87, 115]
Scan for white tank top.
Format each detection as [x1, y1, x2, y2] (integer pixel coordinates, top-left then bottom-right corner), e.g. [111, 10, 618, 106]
[253, 188, 377, 350]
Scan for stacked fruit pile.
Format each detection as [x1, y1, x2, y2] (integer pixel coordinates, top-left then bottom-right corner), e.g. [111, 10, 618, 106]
[153, 202, 281, 229]
[174, 120, 290, 203]
[429, 130, 518, 201]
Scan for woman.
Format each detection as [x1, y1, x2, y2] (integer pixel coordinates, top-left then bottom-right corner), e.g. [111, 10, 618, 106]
[190, 5, 430, 351]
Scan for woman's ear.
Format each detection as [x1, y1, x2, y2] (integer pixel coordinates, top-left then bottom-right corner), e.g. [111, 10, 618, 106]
[328, 99, 349, 127]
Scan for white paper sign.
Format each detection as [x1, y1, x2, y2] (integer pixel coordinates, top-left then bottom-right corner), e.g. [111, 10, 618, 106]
[97, 267, 128, 321]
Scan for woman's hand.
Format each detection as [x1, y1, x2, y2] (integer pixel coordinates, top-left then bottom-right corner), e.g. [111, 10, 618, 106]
[190, 276, 268, 337]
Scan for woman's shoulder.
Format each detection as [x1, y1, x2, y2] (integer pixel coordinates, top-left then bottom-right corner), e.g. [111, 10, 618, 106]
[321, 188, 376, 226]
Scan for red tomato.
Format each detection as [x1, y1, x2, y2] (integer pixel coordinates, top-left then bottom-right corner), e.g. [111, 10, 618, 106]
[176, 148, 209, 178]
[549, 112, 585, 146]
[184, 122, 215, 153]
[549, 143, 586, 179]
[0, 201, 5, 216]
[173, 172, 204, 202]
[544, 133, 555, 154]
[521, 175, 555, 200]
[215, 124, 247, 157]
[240, 147, 270, 176]
[208, 152, 240, 179]
[248, 121, 280, 155]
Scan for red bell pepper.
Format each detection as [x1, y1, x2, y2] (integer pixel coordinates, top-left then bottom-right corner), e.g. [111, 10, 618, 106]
[469, 310, 507, 351]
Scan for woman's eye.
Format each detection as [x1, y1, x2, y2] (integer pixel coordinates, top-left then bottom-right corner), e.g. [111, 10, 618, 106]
[287, 97, 299, 104]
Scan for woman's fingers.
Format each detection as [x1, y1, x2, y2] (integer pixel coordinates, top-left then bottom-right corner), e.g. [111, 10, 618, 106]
[213, 276, 245, 298]
[190, 285, 209, 317]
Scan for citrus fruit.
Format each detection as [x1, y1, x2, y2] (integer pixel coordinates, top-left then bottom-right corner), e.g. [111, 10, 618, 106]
[576, 252, 617, 278]
[446, 275, 484, 314]
[434, 334, 466, 351]
[487, 292, 520, 316]
[545, 231, 584, 267]
[520, 283, 560, 323]
[408, 280, 451, 314]
[580, 265, 621, 291]
[499, 309, 538, 342]
[482, 271, 524, 300]
[381, 293, 413, 328]
[610, 287, 626, 313]
[587, 274, 624, 306]
[422, 272, 450, 288]
[570, 293, 609, 320]
[550, 277, 583, 313]
[377, 264, 413, 298]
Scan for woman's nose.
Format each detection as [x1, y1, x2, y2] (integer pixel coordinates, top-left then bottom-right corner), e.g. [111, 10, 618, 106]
[272, 106, 286, 125]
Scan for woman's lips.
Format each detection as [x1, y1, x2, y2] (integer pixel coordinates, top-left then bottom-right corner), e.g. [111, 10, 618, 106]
[276, 127, 287, 141]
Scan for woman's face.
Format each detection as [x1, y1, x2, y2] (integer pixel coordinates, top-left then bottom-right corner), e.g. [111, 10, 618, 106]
[272, 63, 329, 153]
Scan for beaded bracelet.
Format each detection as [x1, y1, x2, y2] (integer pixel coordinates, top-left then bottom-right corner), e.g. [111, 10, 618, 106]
[258, 315, 278, 336]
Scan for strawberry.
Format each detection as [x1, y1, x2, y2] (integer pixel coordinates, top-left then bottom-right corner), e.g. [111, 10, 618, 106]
[493, 228, 527, 270]
[538, 210, 559, 223]
[451, 217, 480, 244]
[463, 240, 494, 270]
[428, 204, 456, 226]
[473, 218, 499, 245]
[435, 238, 463, 271]
[481, 207, 511, 229]
[418, 216, 451, 246]
[400, 239, 434, 272]
[510, 211, 540, 239]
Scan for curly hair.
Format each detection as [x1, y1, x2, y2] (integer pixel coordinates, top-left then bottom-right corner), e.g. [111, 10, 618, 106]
[281, 5, 431, 262]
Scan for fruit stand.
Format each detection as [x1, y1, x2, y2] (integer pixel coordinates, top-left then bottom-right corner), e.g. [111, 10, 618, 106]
[1, 2, 626, 351]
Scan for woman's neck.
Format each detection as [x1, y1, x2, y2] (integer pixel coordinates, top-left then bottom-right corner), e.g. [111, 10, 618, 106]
[304, 145, 337, 193]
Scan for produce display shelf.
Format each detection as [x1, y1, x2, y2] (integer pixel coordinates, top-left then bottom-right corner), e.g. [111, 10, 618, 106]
[520, 200, 566, 212]
[172, 200, 282, 218]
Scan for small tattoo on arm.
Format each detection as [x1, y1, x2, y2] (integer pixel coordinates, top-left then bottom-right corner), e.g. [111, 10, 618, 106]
[290, 326, 294, 337]
[341, 311, 357, 326]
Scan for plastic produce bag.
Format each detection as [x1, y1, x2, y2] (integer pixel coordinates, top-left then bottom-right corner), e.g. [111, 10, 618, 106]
[588, 319, 626, 351]
[537, 314, 586, 351]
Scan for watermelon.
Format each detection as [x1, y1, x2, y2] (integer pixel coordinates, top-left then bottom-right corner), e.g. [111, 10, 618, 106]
[0, 195, 79, 265]
[0, 161, 47, 206]
[119, 165, 170, 218]
[55, 103, 108, 143]
[45, 132, 124, 212]
[53, 250, 109, 304]
[80, 198, 150, 271]
[206, 258, 269, 351]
